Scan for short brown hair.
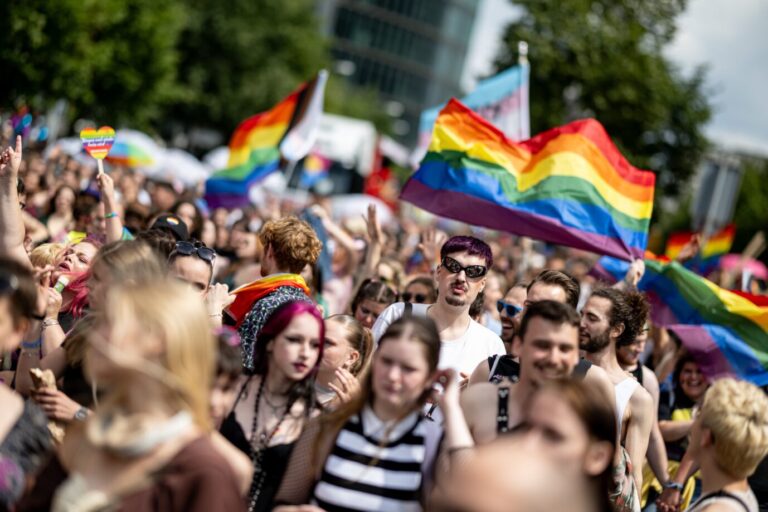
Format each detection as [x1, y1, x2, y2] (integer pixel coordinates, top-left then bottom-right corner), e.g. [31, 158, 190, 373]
[528, 270, 580, 309]
[518, 300, 580, 340]
[259, 217, 322, 274]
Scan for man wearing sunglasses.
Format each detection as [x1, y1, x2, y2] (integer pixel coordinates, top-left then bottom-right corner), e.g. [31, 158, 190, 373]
[372, 236, 505, 384]
[168, 239, 233, 327]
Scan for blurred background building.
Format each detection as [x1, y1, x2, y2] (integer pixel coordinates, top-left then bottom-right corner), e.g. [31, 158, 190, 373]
[316, 0, 479, 145]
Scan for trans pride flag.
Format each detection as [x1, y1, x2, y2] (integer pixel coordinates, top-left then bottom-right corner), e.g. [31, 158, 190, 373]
[402, 99, 656, 261]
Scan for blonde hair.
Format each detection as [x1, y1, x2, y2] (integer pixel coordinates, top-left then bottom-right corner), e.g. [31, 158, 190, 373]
[699, 378, 768, 479]
[259, 217, 322, 273]
[102, 279, 215, 431]
[30, 242, 65, 268]
[92, 240, 166, 280]
[326, 314, 373, 377]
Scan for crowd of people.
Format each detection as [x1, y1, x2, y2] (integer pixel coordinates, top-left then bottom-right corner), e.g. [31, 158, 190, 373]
[1, 125, 767, 512]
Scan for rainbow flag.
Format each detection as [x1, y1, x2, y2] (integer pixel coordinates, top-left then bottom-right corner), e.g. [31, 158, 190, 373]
[205, 74, 326, 209]
[401, 99, 656, 261]
[642, 260, 768, 385]
[665, 224, 735, 260]
[225, 273, 310, 327]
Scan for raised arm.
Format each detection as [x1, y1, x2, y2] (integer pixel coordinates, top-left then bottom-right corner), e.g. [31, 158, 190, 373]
[96, 173, 125, 243]
[0, 136, 32, 267]
[625, 386, 654, 491]
[643, 369, 670, 486]
[357, 204, 385, 284]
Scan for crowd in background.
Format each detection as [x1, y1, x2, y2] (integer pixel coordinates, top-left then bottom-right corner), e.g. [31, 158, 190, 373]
[1, 121, 767, 512]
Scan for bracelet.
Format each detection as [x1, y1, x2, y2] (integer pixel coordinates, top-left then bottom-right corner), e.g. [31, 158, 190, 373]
[105, 212, 119, 219]
[42, 319, 60, 328]
[21, 339, 42, 350]
[663, 481, 684, 491]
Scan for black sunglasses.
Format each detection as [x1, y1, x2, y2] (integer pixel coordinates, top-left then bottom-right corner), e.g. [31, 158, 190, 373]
[496, 300, 523, 317]
[171, 241, 216, 263]
[402, 292, 428, 303]
[441, 256, 487, 279]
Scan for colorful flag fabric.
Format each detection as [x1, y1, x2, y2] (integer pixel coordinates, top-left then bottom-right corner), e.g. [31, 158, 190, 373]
[299, 152, 331, 189]
[226, 273, 310, 327]
[664, 224, 735, 275]
[401, 99, 656, 261]
[280, 70, 328, 162]
[418, 63, 530, 147]
[205, 72, 326, 209]
[641, 260, 768, 386]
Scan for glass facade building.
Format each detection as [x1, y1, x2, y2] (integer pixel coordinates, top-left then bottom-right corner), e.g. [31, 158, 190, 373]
[317, 0, 479, 145]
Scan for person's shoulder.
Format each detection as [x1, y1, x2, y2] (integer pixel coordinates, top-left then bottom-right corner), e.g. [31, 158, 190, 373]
[630, 382, 654, 412]
[468, 319, 504, 345]
[461, 382, 501, 410]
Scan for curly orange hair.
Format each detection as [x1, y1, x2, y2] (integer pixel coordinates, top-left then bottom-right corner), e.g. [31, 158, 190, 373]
[259, 217, 322, 274]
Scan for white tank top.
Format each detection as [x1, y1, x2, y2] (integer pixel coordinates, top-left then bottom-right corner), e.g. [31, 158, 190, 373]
[615, 378, 639, 435]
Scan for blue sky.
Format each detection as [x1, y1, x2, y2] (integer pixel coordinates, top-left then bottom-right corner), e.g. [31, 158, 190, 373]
[464, 0, 768, 156]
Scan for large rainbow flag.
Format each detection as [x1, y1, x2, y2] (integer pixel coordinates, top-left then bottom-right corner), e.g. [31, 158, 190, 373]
[204, 74, 325, 209]
[590, 256, 768, 385]
[401, 99, 656, 261]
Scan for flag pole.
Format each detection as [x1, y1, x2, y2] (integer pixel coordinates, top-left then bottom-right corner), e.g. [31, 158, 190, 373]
[517, 41, 530, 140]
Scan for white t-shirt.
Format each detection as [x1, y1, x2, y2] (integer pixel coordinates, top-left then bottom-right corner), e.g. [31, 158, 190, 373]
[371, 302, 505, 377]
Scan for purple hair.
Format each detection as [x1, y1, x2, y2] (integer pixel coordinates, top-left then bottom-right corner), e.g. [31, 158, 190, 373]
[253, 300, 326, 378]
[440, 235, 493, 269]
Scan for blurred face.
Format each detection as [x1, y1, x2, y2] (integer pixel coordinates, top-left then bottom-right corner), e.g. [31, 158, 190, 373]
[617, 329, 648, 367]
[579, 296, 614, 354]
[268, 312, 322, 382]
[355, 299, 387, 329]
[231, 228, 257, 260]
[515, 317, 579, 386]
[210, 375, 239, 429]
[201, 219, 216, 247]
[0, 297, 27, 352]
[318, 320, 359, 383]
[149, 183, 177, 212]
[377, 263, 396, 285]
[87, 261, 113, 309]
[53, 242, 97, 283]
[89, 203, 107, 235]
[526, 282, 567, 307]
[175, 203, 197, 233]
[55, 187, 75, 214]
[437, 252, 488, 308]
[520, 390, 610, 477]
[169, 256, 211, 295]
[679, 361, 708, 401]
[500, 286, 527, 342]
[372, 337, 432, 416]
[483, 275, 504, 310]
[403, 282, 433, 304]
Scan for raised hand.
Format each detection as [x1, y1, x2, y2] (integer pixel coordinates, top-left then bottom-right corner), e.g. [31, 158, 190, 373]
[418, 228, 447, 268]
[623, 259, 646, 288]
[328, 368, 361, 405]
[0, 135, 22, 178]
[362, 203, 384, 245]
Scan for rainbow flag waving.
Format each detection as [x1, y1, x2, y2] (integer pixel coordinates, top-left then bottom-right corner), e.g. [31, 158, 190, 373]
[401, 99, 656, 261]
[642, 260, 768, 386]
[665, 224, 735, 276]
[205, 73, 326, 208]
[226, 273, 310, 327]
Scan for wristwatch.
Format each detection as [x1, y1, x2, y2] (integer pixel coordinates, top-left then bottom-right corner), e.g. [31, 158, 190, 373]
[73, 407, 89, 422]
[663, 481, 684, 492]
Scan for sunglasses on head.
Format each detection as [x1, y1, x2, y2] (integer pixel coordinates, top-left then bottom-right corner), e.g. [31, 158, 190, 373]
[441, 256, 487, 279]
[171, 241, 216, 263]
[402, 292, 428, 303]
[496, 300, 523, 317]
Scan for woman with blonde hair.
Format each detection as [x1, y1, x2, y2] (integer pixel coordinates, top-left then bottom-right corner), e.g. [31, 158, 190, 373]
[315, 315, 373, 408]
[52, 279, 244, 511]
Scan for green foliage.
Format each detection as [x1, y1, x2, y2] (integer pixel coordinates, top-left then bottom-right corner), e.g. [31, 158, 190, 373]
[168, 0, 328, 134]
[0, 0, 184, 128]
[496, 0, 712, 197]
[732, 157, 768, 255]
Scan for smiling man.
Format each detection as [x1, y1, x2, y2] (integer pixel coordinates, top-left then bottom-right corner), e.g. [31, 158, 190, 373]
[372, 236, 504, 380]
[460, 300, 581, 444]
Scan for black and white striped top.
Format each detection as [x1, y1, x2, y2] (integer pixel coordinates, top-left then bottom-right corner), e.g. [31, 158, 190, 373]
[311, 406, 432, 511]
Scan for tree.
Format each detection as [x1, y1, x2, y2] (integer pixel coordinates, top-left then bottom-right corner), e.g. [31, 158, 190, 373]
[495, 0, 712, 198]
[0, 0, 184, 128]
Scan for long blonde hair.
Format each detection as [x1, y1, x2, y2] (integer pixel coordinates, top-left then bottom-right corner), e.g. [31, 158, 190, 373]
[99, 279, 216, 431]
